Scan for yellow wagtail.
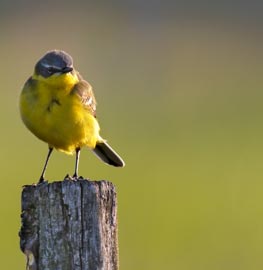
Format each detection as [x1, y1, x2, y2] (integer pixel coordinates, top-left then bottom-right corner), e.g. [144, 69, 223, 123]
[20, 50, 125, 183]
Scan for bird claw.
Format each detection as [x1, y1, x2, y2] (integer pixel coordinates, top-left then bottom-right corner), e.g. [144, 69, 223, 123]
[37, 178, 48, 185]
[72, 174, 84, 181]
[64, 174, 84, 181]
[64, 174, 73, 181]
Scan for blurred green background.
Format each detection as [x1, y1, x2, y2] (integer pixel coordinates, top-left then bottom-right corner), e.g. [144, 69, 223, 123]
[1, 1, 263, 269]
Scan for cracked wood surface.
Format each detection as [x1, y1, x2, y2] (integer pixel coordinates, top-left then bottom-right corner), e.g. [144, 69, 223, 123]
[19, 179, 118, 270]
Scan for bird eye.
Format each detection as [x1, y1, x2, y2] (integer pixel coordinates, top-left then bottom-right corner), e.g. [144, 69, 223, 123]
[47, 67, 54, 74]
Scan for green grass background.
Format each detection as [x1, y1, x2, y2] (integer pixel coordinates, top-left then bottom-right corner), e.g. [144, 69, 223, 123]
[1, 2, 263, 269]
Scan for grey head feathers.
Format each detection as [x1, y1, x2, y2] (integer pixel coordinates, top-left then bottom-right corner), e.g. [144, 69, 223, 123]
[35, 50, 73, 77]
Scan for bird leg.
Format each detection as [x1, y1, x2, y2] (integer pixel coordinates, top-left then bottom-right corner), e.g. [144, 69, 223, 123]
[73, 147, 81, 179]
[38, 147, 53, 183]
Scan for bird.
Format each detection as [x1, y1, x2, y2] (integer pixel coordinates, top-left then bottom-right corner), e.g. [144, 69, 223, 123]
[20, 50, 125, 183]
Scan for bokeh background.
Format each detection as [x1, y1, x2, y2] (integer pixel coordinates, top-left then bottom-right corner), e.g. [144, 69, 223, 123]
[1, 1, 263, 269]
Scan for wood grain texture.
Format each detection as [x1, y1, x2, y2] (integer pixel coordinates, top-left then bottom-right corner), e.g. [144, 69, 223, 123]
[19, 179, 118, 270]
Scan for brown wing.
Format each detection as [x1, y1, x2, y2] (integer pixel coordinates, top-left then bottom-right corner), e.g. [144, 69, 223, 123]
[71, 79, 97, 117]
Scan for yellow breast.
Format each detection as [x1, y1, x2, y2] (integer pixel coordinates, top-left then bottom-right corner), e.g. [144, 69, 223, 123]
[20, 72, 100, 154]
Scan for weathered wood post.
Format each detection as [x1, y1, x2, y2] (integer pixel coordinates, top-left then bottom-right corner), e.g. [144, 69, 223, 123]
[19, 179, 118, 270]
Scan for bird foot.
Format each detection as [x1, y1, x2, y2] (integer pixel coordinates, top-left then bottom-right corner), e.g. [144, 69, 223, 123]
[37, 177, 48, 185]
[64, 174, 84, 181]
[64, 174, 73, 181]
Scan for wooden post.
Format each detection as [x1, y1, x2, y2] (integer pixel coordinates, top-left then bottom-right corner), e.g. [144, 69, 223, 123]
[19, 179, 118, 270]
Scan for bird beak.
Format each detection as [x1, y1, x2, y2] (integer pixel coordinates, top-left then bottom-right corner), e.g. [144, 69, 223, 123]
[62, 66, 73, 73]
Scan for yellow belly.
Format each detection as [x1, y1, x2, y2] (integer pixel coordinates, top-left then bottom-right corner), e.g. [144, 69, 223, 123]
[20, 78, 100, 154]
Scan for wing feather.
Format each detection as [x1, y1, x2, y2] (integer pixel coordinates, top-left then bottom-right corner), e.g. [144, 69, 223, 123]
[71, 79, 97, 117]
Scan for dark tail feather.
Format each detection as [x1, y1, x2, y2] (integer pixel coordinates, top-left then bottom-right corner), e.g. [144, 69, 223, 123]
[92, 141, 125, 167]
